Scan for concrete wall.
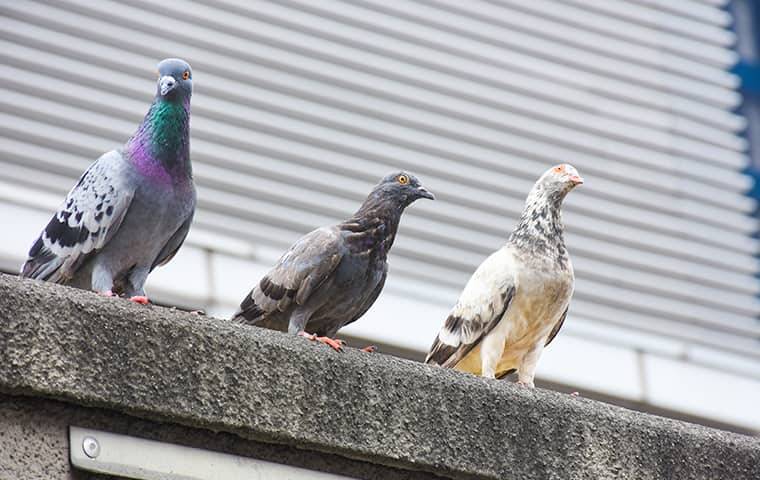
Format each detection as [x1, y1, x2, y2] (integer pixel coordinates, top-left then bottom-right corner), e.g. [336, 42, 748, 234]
[0, 274, 759, 480]
[0, 394, 436, 480]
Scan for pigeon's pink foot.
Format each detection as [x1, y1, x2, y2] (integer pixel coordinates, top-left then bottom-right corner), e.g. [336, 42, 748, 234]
[570, 391, 580, 397]
[316, 336, 345, 352]
[98, 290, 117, 297]
[361, 345, 377, 353]
[298, 332, 345, 352]
[128, 295, 150, 305]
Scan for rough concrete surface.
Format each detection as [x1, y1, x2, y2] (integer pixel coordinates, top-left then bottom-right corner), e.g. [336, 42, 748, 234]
[0, 274, 759, 480]
[0, 393, 442, 480]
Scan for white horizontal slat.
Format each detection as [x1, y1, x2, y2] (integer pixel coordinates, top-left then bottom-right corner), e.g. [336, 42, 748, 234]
[696, 0, 729, 5]
[1, 33, 751, 219]
[3, 86, 758, 276]
[271, 0, 745, 148]
[10, 64, 754, 241]
[42, 0, 746, 132]
[208, 0, 742, 110]
[559, 0, 735, 43]
[496, 0, 736, 59]
[2, 0, 744, 182]
[575, 256, 760, 317]
[574, 277, 760, 337]
[298, 0, 738, 92]
[571, 299, 760, 360]
[385, 0, 738, 81]
[628, 0, 732, 26]
[0, 53, 754, 226]
[0, 36, 752, 213]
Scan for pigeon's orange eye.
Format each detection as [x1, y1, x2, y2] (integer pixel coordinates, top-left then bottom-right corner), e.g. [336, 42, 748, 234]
[182, 71, 190, 80]
[397, 174, 409, 185]
[553, 166, 564, 173]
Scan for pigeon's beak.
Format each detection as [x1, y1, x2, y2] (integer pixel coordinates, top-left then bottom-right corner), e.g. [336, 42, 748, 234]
[416, 186, 435, 200]
[159, 75, 177, 96]
[569, 175, 584, 186]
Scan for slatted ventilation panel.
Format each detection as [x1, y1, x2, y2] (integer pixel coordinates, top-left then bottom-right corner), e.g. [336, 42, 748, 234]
[1, 0, 758, 376]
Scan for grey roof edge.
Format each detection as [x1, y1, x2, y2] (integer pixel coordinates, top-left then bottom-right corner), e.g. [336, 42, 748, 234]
[0, 273, 758, 480]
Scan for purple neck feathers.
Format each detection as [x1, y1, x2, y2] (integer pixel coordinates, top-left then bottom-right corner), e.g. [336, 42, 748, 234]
[125, 96, 191, 186]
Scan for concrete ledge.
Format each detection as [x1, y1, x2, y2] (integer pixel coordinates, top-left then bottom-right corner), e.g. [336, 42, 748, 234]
[0, 273, 759, 479]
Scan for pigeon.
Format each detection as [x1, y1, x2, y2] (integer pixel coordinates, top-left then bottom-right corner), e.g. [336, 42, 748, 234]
[425, 164, 583, 386]
[20, 58, 197, 304]
[232, 172, 434, 351]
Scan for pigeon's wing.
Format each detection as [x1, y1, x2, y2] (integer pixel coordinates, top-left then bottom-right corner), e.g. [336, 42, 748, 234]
[234, 227, 344, 324]
[21, 150, 135, 283]
[150, 208, 195, 271]
[339, 266, 387, 331]
[544, 306, 568, 347]
[426, 247, 517, 368]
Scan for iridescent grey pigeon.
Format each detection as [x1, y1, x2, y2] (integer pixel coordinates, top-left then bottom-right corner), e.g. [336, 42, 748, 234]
[426, 164, 583, 386]
[20, 58, 196, 304]
[233, 172, 434, 351]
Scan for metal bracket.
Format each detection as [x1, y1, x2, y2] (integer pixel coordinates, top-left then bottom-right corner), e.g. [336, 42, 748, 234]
[69, 426, 356, 479]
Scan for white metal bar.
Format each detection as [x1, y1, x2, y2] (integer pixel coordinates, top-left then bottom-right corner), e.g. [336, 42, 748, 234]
[69, 427, 356, 480]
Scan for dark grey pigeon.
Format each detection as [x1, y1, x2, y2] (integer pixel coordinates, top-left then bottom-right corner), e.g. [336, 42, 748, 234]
[20, 58, 196, 304]
[232, 172, 434, 351]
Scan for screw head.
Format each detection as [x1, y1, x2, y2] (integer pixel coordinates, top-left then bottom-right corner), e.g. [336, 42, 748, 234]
[82, 436, 100, 459]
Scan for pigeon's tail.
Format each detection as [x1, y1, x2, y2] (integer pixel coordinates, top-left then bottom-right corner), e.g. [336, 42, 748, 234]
[425, 334, 459, 367]
[231, 294, 265, 325]
[20, 237, 66, 283]
[495, 368, 517, 380]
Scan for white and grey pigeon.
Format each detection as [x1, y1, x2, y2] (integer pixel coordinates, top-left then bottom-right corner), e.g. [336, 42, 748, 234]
[232, 172, 434, 351]
[20, 58, 197, 304]
[425, 164, 583, 386]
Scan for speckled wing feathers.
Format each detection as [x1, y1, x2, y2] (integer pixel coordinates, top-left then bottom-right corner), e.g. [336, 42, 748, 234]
[545, 307, 568, 348]
[426, 247, 517, 368]
[233, 227, 344, 324]
[21, 150, 135, 283]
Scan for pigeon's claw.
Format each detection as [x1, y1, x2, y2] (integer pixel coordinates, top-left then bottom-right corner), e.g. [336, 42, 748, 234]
[361, 345, 377, 353]
[98, 290, 117, 297]
[298, 332, 345, 352]
[128, 295, 150, 305]
[319, 337, 345, 352]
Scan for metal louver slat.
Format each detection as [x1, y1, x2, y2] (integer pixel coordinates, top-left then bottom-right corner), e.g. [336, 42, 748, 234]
[2, 89, 758, 278]
[627, 0, 731, 26]
[347, 0, 736, 88]
[559, 0, 734, 43]
[11, 0, 745, 135]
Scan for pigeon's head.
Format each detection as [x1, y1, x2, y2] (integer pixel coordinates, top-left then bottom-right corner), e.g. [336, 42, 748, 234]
[156, 58, 193, 100]
[539, 164, 584, 197]
[373, 171, 435, 208]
